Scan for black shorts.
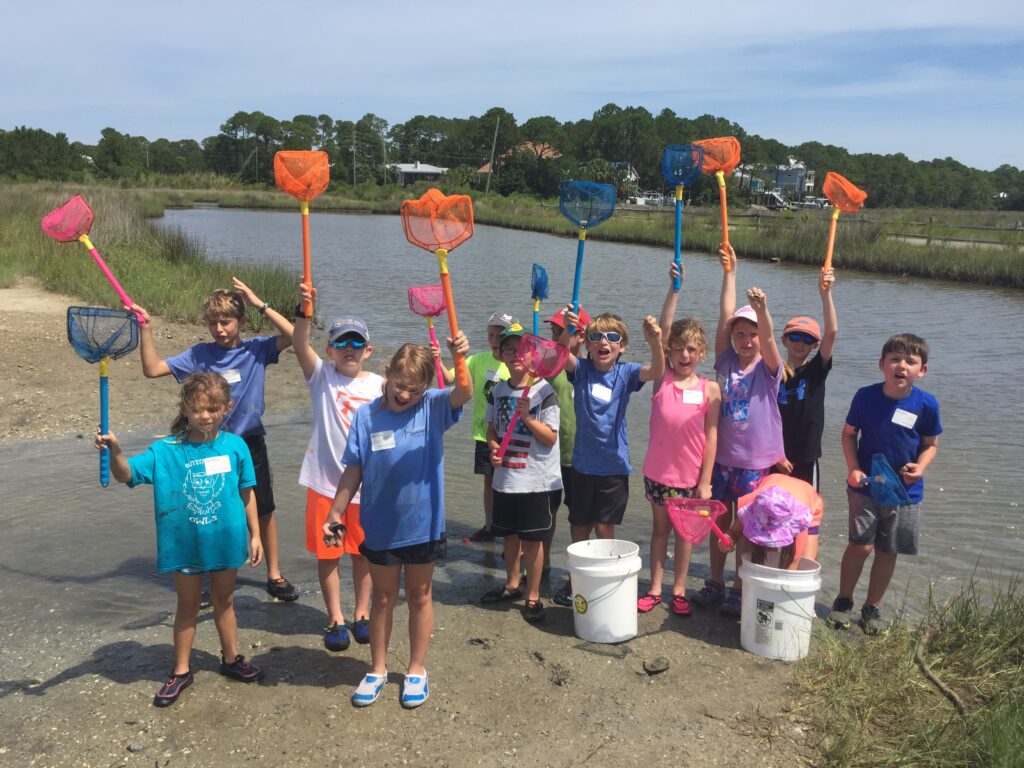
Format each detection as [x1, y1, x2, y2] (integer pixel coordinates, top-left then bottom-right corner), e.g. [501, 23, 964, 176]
[243, 433, 276, 518]
[558, 465, 573, 511]
[359, 535, 448, 566]
[568, 469, 629, 527]
[491, 490, 558, 541]
[473, 440, 494, 476]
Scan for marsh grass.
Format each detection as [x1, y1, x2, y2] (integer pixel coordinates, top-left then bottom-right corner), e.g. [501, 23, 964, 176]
[797, 579, 1024, 767]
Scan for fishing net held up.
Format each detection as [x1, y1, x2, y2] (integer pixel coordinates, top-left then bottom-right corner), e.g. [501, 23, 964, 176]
[823, 171, 867, 213]
[401, 188, 474, 252]
[407, 284, 446, 317]
[67, 307, 139, 364]
[559, 181, 616, 229]
[274, 151, 330, 201]
[41, 194, 95, 242]
[661, 145, 704, 188]
[693, 137, 742, 176]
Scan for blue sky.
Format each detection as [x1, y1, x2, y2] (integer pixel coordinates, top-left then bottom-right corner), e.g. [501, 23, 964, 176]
[4, 1, 1022, 170]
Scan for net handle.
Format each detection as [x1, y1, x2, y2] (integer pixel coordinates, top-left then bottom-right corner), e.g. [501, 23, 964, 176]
[99, 357, 110, 487]
[426, 318, 445, 388]
[568, 229, 586, 335]
[436, 250, 469, 389]
[300, 201, 313, 316]
[822, 207, 841, 288]
[79, 235, 146, 326]
[673, 186, 683, 292]
[494, 382, 533, 460]
[715, 171, 732, 273]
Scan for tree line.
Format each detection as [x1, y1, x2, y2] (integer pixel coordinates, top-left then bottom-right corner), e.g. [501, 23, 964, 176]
[2, 105, 1022, 210]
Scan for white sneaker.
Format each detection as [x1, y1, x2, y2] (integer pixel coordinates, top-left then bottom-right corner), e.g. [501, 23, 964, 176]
[400, 671, 429, 709]
[352, 672, 387, 707]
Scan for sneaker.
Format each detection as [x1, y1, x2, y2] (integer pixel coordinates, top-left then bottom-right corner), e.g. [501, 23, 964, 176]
[720, 587, 742, 618]
[523, 599, 546, 624]
[462, 527, 495, 543]
[219, 654, 263, 683]
[690, 579, 725, 607]
[351, 618, 370, 645]
[825, 597, 854, 630]
[400, 671, 429, 709]
[352, 672, 387, 707]
[153, 670, 192, 707]
[552, 579, 573, 607]
[324, 622, 351, 652]
[859, 604, 889, 636]
[199, 591, 212, 611]
[266, 577, 299, 602]
[670, 593, 693, 617]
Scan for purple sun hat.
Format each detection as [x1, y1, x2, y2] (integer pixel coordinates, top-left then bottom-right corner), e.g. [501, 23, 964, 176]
[737, 486, 812, 548]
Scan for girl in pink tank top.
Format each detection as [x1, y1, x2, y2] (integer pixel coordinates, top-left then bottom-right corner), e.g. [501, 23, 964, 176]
[637, 263, 721, 617]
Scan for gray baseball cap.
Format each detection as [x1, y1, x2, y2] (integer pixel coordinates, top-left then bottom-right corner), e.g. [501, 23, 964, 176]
[327, 316, 369, 343]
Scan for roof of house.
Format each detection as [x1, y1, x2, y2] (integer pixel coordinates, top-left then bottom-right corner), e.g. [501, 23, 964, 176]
[389, 161, 448, 174]
[477, 141, 561, 173]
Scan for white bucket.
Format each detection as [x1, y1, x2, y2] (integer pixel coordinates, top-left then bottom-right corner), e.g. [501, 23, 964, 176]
[566, 539, 642, 644]
[738, 556, 821, 661]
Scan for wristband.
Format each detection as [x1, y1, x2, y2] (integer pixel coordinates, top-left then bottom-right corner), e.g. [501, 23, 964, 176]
[295, 303, 311, 320]
[258, 302, 268, 315]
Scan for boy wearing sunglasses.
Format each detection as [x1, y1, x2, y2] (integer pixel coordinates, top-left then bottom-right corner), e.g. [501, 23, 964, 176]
[293, 282, 384, 651]
[557, 308, 664, 552]
[776, 267, 838, 492]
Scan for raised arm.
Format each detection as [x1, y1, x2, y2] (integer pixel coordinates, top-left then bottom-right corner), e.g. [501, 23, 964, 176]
[747, 287, 781, 376]
[132, 304, 172, 378]
[659, 262, 683, 338]
[292, 282, 320, 379]
[715, 245, 737, 358]
[556, 305, 585, 375]
[447, 330, 473, 409]
[232, 276, 294, 353]
[817, 268, 838, 364]
[638, 315, 666, 383]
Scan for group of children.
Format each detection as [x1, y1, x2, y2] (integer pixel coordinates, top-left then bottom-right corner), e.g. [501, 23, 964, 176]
[93, 242, 941, 710]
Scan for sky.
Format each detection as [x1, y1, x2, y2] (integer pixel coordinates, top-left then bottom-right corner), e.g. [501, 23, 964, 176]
[3, 1, 1022, 171]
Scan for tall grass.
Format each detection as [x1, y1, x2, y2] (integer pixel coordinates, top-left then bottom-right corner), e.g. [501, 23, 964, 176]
[797, 578, 1024, 767]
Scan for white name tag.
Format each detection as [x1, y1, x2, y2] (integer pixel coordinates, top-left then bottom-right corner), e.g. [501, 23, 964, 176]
[222, 368, 242, 384]
[591, 383, 612, 403]
[891, 408, 918, 429]
[203, 455, 231, 475]
[682, 389, 703, 405]
[371, 430, 396, 451]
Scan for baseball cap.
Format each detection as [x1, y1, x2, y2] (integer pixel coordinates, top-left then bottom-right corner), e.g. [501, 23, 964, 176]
[737, 486, 812, 549]
[327, 316, 369, 344]
[487, 311, 519, 329]
[545, 308, 592, 329]
[725, 305, 758, 329]
[499, 323, 526, 344]
[782, 316, 821, 341]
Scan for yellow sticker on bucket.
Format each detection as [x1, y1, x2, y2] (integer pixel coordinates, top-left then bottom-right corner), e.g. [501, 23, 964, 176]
[574, 594, 588, 614]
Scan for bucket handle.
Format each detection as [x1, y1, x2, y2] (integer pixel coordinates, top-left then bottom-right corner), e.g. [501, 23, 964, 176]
[571, 561, 642, 580]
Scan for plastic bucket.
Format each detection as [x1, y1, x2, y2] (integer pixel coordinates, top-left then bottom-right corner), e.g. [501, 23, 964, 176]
[738, 556, 821, 661]
[566, 539, 642, 643]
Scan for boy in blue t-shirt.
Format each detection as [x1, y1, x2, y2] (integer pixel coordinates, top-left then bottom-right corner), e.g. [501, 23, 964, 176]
[134, 277, 297, 601]
[827, 333, 942, 635]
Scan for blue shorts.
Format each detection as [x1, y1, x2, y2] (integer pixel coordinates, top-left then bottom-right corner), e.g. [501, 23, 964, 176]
[711, 463, 772, 505]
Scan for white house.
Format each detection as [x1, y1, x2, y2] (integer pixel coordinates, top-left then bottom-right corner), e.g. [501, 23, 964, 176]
[388, 161, 448, 186]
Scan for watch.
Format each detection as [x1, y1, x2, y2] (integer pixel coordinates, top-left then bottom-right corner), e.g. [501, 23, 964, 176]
[257, 302, 269, 315]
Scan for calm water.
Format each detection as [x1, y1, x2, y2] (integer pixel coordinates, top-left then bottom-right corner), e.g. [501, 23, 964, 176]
[146, 208, 1024, 611]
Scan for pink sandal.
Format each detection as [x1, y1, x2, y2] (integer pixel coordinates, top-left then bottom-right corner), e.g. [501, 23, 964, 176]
[637, 594, 662, 613]
[671, 594, 692, 616]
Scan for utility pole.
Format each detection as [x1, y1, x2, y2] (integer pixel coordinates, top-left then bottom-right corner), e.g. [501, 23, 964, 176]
[351, 126, 357, 187]
[484, 116, 500, 196]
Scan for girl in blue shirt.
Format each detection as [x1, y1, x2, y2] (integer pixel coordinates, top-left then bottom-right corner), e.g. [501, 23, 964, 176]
[96, 372, 264, 708]
[324, 333, 472, 710]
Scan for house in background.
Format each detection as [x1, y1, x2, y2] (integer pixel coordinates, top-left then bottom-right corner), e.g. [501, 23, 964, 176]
[389, 161, 447, 186]
[477, 141, 561, 174]
[771, 158, 816, 199]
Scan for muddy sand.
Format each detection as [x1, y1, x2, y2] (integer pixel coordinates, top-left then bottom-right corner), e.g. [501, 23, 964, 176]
[0, 280, 812, 767]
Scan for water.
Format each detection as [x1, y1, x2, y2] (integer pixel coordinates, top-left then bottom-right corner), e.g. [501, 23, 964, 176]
[142, 208, 1024, 612]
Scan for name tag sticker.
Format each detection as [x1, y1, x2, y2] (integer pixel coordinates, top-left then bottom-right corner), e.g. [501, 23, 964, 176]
[371, 431, 396, 451]
[891, 408, 918, 429]
[204, 455, 231, 475]
[591, 383, 613, 403]
[222, 368, 242, 384]
[682, 389, 703, 405]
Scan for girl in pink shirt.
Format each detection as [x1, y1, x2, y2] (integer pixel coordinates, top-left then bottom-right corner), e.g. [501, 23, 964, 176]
[638, 263, 721, 617]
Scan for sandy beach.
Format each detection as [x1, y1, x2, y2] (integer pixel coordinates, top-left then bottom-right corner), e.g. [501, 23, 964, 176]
[0, 279, 811, 767]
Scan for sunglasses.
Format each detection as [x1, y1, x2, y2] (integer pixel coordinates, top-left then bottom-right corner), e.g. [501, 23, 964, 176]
[785, 332, 818, 345]
[588, 331, 622, 343]
[331, 338, 367, 349]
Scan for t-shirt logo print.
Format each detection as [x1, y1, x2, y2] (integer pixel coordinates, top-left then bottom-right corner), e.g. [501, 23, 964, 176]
[183, 459, 225, 525]
[335, 392, 373, 431]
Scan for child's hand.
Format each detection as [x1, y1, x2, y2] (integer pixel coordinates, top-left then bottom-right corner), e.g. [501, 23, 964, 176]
[775, 458, 794, 474]
[847, 469, 867, 488]
[747, 287, 768, 314]
[298, 281, 316, 305]
[642, 315, 662, 345]
[669, 262, 683, 286]
[900, 462, 924, 483]
[514, 395, 532, 422]
[562, 306, 581, 331]
[448, 330, 469, 357]
[718, 244, 736, 272]
[429, 341, 441, 361]
[489, 446, 502, 468]
[717, 536, 736, 554]
[231, 277, 260, 306]
[94, 427, 120, 452]
[819, 267, 836, 293]
[249, 537, 264, 567]
[130, 304, 153, 326]
[696, 481, 712, 500]
[321, 520, 345, 548]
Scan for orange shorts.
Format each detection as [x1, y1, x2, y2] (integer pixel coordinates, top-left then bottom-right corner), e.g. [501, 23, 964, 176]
[305, 488, 364, 559]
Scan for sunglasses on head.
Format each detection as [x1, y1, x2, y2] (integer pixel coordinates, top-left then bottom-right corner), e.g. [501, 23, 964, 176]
[588, 331, 622, 343]
[331, 338, 367, 349]
[785, 332, 818, 345]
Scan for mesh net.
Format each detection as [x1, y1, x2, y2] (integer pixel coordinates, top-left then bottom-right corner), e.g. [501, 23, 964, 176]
[664, 498, 728, 545]
[400, 188, 474, 252]
[558, 181, 617, 228]
[67, 307, 139, 364]
[531, 263, 549, 301]
[823, 172, 867, 213]
[41, 194, 95, 242]
[273, 151, 330, 201]
[866, 454, 911, 506]
[514, 333, 569, 379]
[407, 284, 446, 317]
[693, 137, 742, 176]
[661, 145, 704, 188]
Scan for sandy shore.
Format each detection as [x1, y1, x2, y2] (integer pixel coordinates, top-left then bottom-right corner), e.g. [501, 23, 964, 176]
[0, 279, 811, 767]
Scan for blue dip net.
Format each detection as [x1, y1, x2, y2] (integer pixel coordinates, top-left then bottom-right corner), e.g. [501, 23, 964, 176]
[559, 181, 616, 229]
[67, 307, 139, 363]
[661, 145, 704, 188]
[531, 263, 549, 301]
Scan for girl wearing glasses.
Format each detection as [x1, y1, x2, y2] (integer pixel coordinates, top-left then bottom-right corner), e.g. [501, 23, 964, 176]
[323, 333, 472, 709]
[776, 268, 838, 497]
